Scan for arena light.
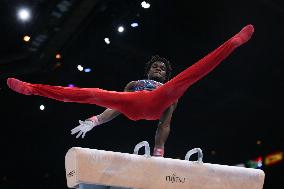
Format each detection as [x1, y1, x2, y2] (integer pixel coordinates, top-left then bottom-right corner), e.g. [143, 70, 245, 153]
[131, 23, 139, 28]
[141, 1, 150, 9]
[265, 151, 283, 166]
[256, 140, 262, 145]
[40, 105, 45, 111]
[104, 38, 110, 44]
[56, 53, 62, 59]
[77, 65, 84, 71]
[23, 35, 31, 42]
[246, 156, 263, 169]
[84, 68, 91, 73]
[118, 26, 124, 33]
[17, 8, 31, 21]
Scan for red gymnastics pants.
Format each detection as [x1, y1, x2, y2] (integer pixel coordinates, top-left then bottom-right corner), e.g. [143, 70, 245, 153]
[7, 25, 254, 121]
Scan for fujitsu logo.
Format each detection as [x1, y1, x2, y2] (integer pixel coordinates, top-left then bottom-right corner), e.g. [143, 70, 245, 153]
[165, 173, 186, 183]
[67, 170, 75, 177]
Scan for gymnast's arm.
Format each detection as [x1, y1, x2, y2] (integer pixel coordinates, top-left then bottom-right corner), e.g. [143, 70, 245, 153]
[153, 101, 178, 156]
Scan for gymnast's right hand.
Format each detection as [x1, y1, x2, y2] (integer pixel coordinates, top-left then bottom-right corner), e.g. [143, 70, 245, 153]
[71, 116, 100, 138]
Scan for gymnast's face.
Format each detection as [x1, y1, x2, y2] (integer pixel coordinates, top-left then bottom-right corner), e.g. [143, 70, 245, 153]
[147, 61, 167, 83]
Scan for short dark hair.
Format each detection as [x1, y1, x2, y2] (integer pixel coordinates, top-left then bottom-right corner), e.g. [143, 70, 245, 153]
[144, 55, 172, 81]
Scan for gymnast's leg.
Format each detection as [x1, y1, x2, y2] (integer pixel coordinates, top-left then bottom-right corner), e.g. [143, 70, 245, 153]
[150, 25, 254, 109]
[6, 78, 138, 109]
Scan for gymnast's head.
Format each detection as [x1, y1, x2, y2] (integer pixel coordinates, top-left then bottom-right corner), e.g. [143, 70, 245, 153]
[144, 55, 172, 83]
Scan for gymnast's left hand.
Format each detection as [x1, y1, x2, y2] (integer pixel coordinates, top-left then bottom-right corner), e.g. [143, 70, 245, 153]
[71, 120, 95, 138]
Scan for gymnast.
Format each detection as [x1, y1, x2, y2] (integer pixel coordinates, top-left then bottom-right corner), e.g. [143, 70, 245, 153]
[7, 24, 254, 159]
